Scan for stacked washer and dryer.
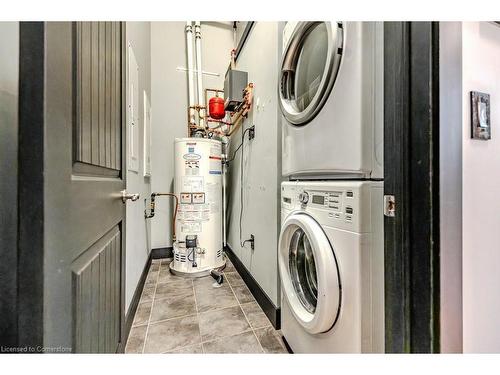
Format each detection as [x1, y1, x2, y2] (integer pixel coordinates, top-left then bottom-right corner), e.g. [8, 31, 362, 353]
[278, 21, 385, 353]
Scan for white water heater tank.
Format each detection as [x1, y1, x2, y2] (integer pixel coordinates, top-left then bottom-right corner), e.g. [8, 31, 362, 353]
[170, 138, 225, 276]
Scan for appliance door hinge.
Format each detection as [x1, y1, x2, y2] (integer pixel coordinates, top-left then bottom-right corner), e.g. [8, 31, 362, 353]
[384, 195, 396, 217]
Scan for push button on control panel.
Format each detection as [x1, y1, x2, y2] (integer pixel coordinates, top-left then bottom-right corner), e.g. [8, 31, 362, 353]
[345, 206, 353, 222]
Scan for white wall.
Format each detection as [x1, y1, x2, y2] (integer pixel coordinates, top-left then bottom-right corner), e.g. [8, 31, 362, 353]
[150, 22, 233, 249]
[226, 22, 281, 306]
[125, 22, 152, 314]
[462, 22, 500, 353]
[439, 22, 463, 353]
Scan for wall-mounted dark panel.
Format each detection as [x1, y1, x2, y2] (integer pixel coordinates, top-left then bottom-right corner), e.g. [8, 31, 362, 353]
[72, 226, 122, 353]
[74, 21, 122, 174]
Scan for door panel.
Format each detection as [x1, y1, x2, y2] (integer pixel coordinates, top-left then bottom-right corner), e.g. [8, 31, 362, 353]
[74, 22, 122, 175]
[72, 226, 121, 353]
[42, 21, 127, 353]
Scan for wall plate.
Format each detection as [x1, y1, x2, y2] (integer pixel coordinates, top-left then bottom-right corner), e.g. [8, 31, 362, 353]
[470, 91, 491, 140]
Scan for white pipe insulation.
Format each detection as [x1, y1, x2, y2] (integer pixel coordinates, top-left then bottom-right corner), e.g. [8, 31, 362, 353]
[194, 21, 205, 128]
[185, 21, 196, 125]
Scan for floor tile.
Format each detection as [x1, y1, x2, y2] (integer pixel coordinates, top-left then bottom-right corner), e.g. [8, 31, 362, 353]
[223, 258, 236, 273]
[150, 260, 161, 272]
[194, 281, 238, 313]
[225, 272, 245, 287]
[255, 327, 288, 354]
[199, 305, 251, 342]
[144, 315, 201, 353]
[158, 267, 185, 284]
[155, 279, 193, 300]
[144, 271, 158, 287]
[150, 294, 197, 323]
[125, 325, 147, 354]
[232, 284, 255, 304]
[240, 301, 271, 329]
[140, 283, 156, 303]
[165, 344, 203, 354]
[132, 301, 152, 327]
[203, 331, 262, 354]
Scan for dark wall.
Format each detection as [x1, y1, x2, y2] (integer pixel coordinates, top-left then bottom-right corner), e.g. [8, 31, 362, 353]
[0, 22, 19, 348]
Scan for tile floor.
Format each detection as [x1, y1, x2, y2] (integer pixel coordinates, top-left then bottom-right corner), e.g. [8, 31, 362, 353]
[125, 257, 288, 354]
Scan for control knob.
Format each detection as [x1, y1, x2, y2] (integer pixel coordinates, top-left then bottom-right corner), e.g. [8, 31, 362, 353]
[299, 192, 309, 204]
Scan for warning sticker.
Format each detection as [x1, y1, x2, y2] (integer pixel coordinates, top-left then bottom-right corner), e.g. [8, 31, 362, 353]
[209, 155, 222, 174]
[210, 143, 221, 156]
[180, 193, 192, 204]
[181, 222, 202, 233]
[192, 192, 205, 204]
[177, 203, 210, 222]
[185, 160, 200, 176]
[206, 182, 220, 214]
[182, 176, 203, 192]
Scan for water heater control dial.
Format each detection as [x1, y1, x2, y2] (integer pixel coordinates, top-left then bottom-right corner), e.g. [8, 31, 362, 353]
[299, 192, 309, 204]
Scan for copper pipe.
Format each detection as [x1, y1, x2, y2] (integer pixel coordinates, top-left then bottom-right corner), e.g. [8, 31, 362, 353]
[152, 192, 179, 241]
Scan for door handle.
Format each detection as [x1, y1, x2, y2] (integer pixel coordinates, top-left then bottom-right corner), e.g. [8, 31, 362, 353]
[121, 190, 140, 203]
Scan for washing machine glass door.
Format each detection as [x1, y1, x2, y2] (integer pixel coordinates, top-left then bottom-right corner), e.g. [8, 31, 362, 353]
[279, 21, 343, 126]
[279, 213, 341, 334]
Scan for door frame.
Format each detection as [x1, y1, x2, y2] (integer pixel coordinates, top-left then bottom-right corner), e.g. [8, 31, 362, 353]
[383, 22, 441, 353]
[16, 21, 45, 350]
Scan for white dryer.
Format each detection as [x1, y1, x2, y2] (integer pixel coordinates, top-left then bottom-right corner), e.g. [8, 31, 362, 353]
[280, 22, 384, 179]
[279, 181, 384, 353]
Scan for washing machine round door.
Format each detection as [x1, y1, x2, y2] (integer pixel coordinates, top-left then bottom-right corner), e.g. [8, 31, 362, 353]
[279, 21, 343, 126]
[279, 212, 341, 334]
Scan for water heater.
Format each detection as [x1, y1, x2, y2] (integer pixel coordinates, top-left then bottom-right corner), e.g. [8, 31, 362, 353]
[170, 138, 225, 276]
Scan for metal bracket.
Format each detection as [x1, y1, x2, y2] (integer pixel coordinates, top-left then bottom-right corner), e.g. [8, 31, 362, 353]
[384, 195, 396, 217]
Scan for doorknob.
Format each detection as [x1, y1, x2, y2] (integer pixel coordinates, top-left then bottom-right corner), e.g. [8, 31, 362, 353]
[121, 190, 140, 203]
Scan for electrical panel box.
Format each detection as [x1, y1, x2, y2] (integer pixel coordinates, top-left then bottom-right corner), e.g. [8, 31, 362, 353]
[224, 68, 248, 111]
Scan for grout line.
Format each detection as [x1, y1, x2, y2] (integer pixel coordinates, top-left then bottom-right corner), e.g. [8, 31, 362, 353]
[148, 312, 198, 326]
[196, 301, 241, 316]
[225, 271, 264, 353]
[140, 264, 160, 354]
[200, 328, 255, 345]
[191, 279, 204, 353]
[161, 343, 203, 354]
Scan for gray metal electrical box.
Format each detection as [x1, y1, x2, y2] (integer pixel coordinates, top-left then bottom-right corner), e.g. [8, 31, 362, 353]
[224, 68, 248, 111]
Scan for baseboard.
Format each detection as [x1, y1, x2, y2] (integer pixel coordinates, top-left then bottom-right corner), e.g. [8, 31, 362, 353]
[224, 245, 281, 330]
[151, 247, 173, 259]
[117, 252, 152, 353]
[281, 336, 294, 354]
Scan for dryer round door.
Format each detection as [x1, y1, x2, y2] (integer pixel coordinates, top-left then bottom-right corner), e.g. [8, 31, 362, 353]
[279, 212, 341, 334]
[279, 21, 343, 126]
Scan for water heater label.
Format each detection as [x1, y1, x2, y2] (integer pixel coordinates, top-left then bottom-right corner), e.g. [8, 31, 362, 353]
[181, 222, 201, 233]
[180, 193, 192, 204]
[182, 176, 204, 192]
[192, 192, 205, 204]
[185, 160, 200, 175]
[183, 153, 201, 161]
[209, 155, 222, 173]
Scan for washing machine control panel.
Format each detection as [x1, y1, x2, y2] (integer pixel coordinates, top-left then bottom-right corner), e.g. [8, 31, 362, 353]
[304, 189, 355, 223]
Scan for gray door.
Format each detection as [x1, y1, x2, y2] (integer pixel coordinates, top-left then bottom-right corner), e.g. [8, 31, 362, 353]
[43, 22, 128, 353]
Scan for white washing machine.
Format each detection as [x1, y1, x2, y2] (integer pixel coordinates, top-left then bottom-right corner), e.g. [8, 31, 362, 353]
[280, 22, 384, 179]
[279, 181, 384, 353]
